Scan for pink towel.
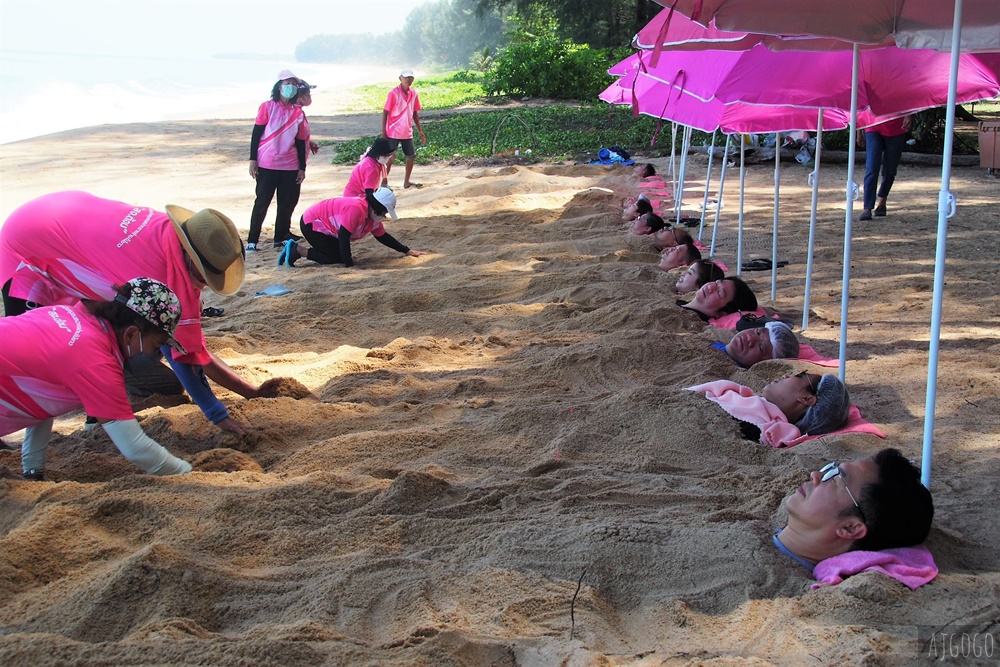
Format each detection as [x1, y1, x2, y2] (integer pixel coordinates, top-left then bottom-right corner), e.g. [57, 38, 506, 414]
[797, 344, 839, 368]
[640, 178, 666, 188]
[812, 545, 937, 589]
[686, 380, 801, 447]
[709, 307, 771, 329]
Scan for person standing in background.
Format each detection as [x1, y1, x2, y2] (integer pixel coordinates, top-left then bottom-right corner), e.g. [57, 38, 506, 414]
[382, 68, 427, 190]
[247, 70, 310, 251]
[858, 115, 911, 221]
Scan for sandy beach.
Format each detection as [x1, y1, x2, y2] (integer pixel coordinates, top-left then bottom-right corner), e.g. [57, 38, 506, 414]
[0, 90, 999, 666]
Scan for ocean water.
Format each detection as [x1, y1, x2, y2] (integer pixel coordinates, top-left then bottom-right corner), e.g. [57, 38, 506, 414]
[0, 50, 371, 144]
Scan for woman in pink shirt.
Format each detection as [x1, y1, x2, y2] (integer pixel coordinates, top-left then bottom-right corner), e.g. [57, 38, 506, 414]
[247, 69, 311, 250]
[344, 137, 394, 210]
[1, 278, 193, 480]
[857, 115, 911, 221]
[277, 187, 427, 268]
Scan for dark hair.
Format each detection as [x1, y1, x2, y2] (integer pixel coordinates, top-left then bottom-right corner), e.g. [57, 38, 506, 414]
[721, 276, 757, 314]
[644, 213, 667, 234]
[691, 259, 724, 288]
[87, 283, 164, 336]
[635, 198, 653, 216]
[639, 163, 656, 178]
[850, 449, 934, 551]
[368, 137, 394, 160]
[679, 243, 702, 264]
[671, 227, 693, 246]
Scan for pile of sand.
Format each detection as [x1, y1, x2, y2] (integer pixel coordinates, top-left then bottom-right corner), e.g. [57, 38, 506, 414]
[0, 112, 998, 665]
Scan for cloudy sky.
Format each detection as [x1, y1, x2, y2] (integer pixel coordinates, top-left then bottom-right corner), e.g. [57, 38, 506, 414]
[1, 0, 433, 58]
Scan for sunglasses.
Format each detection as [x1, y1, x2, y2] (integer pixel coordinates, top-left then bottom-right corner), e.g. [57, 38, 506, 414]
[820, 461, 865, 521]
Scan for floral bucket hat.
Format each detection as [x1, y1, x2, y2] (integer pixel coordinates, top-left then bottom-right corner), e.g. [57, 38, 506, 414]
[115, 277, 186, 355]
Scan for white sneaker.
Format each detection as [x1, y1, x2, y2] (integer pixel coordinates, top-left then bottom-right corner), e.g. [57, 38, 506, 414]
[245, 242, 258, 252]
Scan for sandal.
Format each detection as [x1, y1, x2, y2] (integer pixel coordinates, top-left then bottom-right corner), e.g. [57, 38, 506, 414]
[201, 307, 225, 317]
[741, 258, 788, 272]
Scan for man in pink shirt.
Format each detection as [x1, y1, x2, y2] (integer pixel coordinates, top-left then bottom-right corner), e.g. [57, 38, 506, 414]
[382, 68, 427, 190]
[0, 191, 285, 434]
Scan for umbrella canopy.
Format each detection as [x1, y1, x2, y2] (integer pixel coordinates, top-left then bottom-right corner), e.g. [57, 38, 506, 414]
[649, 0, 1000, 50]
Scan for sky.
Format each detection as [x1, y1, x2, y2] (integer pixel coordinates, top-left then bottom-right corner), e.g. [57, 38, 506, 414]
[0, 0, 434, 58]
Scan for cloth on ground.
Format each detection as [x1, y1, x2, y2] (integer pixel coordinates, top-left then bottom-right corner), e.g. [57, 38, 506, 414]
[812, 545, 937, 589]
[710, 307, 771, 330]
[797, 344, 839, 368]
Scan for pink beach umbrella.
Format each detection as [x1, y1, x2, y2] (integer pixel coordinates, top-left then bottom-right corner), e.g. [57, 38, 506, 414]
[648, 0, 1000, 487]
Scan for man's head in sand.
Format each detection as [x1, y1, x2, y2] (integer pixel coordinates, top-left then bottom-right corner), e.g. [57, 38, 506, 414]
[763, 372, 850, 433]
[727, 321, 799, 367]
[622, 197, 652, 222]
[777, 448, 933, 565]
[653, 225, 693, 251]
[634, 163, 656, 178]
[658, 243, 701, 272]
[630, 212, 666, 236]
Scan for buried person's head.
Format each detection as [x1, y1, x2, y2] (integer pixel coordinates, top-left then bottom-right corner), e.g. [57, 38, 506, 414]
[630, 212, 667, 235]
[776, 449, 934, 566]
[681, 276, 757, 319]
[726, 321, 799, 367]
[676, 259, 724, 294]
[658, 243, 702, 272]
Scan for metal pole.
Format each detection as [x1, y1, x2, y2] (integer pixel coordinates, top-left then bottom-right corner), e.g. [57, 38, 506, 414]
[803, 109, 825, 331]
[837, 45, 861, 382]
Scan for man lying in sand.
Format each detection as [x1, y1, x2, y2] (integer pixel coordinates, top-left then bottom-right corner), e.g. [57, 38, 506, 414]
[687, 372, 851, 447]
[622, 195, 653, 222]
[712, 321, 800, 367]
[774, 449, 933, 571]
[628, 211, 667, 236]
[652, 225, 694, 252]
[658, 243, 702, 273]
[677, 276, 757, 321]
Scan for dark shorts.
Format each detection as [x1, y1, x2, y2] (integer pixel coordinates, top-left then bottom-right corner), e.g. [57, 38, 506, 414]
[386, 137, 415, 157]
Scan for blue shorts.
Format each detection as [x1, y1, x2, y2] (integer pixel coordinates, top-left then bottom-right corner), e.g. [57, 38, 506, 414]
[386, 137, 415, 157]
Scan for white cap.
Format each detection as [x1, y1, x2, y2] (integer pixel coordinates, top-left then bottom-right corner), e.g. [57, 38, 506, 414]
[399, 68, 415, 78]
[277, 69, 298, 81]
[373, 187, 398, 220]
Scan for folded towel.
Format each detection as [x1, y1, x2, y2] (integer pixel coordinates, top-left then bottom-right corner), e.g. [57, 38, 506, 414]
[686, 380, 801, 447]
[796, 344, 839, 367]
[713, 260, 730, 273]
[640, 178, 666, 188]
[812, 544, 937, 589]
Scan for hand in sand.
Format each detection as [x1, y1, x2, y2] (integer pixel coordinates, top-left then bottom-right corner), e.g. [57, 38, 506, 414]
[254, 377, 287, 399]
[407, 249, 428, 258]
[216, 416, 253, 435]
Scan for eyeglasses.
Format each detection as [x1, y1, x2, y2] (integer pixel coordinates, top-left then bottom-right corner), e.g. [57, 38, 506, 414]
[820, 461, 865, 521]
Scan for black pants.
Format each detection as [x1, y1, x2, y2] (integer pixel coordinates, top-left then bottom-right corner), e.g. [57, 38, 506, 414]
[300, 219, 346, 265]
[248, 167, 301, 245]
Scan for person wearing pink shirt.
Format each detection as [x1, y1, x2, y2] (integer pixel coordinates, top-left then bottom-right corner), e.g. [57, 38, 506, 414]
[277, 187, 427, 268]
[382, 68, 427, 190]
[247, 69, 311, 251]
[344, 138, 394, 213]
[1, 278, 192, 480]
[0, 191, 285, 434]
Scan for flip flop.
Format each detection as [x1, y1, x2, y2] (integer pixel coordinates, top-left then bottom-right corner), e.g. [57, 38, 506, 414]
[404, 182, 423, 189]
[201, 307, 225, 317]
[741, 259, 790, 271]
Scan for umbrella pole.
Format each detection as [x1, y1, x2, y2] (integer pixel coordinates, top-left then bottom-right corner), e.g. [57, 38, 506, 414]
[710, 134, 732, 258]
[676, 126, 692, 225]
[737, 135, 747, 277]
[803, 110, 825, 332]
[771, 132, 782, 302]
[670, 123, 678, 183]
[838, 45, 861, 382]
[922, 0, 965, 490]
[699, 130, 718, 240]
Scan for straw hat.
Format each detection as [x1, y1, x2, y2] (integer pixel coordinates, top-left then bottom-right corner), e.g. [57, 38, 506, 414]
[165, 205, 244, 295]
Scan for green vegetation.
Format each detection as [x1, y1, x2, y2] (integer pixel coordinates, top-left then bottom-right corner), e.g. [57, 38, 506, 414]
[330, 103, 707, 164]
[334, 71, 490, 114]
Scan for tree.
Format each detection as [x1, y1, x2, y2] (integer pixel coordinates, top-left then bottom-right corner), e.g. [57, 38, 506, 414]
[476, 0, 659, 49]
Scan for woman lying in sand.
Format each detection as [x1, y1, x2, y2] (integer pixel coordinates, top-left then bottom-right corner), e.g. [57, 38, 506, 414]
[0, 279, 192, 480]
[652, 225, 694, 252]
[628, 211, 667, 236]
[674, 259, 724, 294]
[622, 195, 653, 222]
[687, 371, 851, 447]
[677, 276, 757, 321]
[279, 187, 427, 268]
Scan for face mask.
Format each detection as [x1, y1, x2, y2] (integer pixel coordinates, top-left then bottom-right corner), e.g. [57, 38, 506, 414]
[280, 84, 297, 99]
